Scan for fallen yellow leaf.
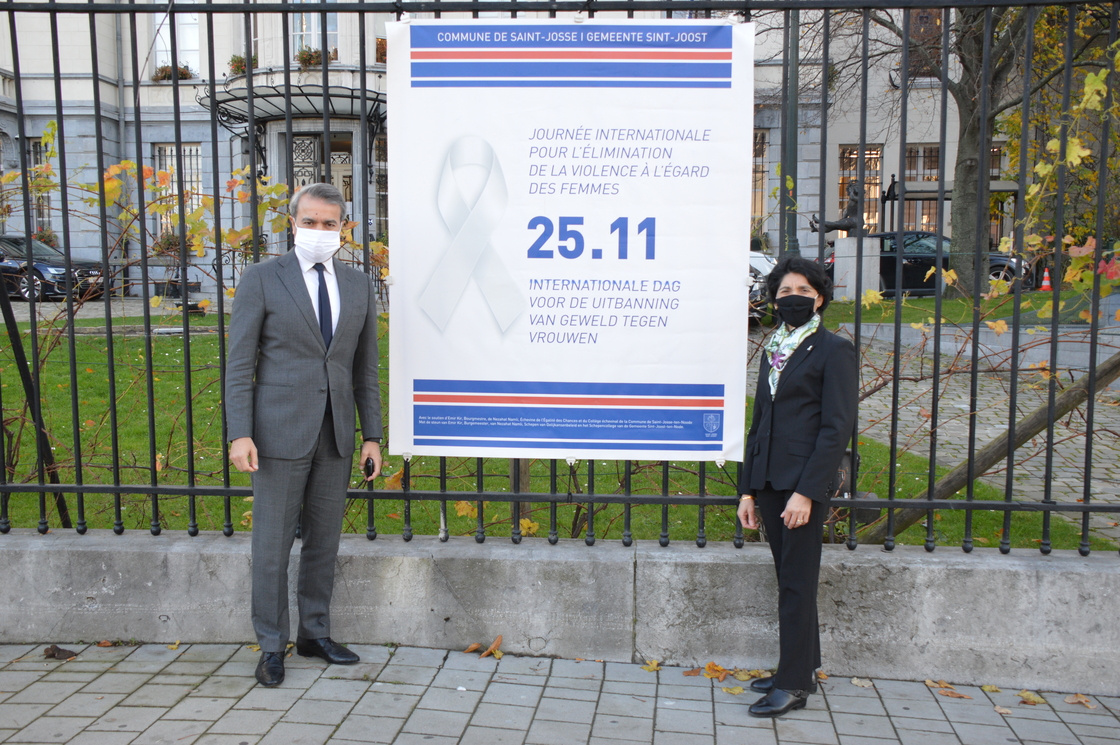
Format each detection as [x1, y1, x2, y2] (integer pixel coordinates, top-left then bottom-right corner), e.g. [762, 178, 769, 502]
[939, 689, 972, 699]
[463, 643, 481, 654]
[702, 661, 728, 680]
[492, 650, 503, 660]
[167, 641, 180, 650]
[721, 686, 745, 695]
[479, 635, 502, 659]
[247, 644, 261, 652]
[640, 660, 661, 672]
[682, 667, 703, 677]
[383, 469, 404, 490]
[851, 678, 874, 688]
[150, 295, 162, 308]
[981, 685, 1002, 693]
[1064, 693, 1096, 709]
[816, 671, 829, 681]
[994, 705, 1012, 715]
[1018, 690, 1047, 705]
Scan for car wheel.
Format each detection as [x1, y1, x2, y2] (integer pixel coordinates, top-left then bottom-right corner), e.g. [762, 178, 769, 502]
[990, 264, 1018, 286]
[18, 271, 43, 301]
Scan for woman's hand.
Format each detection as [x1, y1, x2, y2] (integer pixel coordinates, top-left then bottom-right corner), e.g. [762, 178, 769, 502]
[781, 492, 813, 529]
[737, 496, 759, 530]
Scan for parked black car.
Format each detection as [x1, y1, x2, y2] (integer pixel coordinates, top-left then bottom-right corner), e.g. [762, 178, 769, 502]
[0, 234, 107, 301]
[823, 231, 1033, 295]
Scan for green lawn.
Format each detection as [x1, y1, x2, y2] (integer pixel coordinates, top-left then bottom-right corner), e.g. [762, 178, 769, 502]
[823, 290, 1086, 328]
[1, 312, 1112, 551]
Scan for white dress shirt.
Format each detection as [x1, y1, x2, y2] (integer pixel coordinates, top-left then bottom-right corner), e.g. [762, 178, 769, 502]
[295, 251, 340, 335]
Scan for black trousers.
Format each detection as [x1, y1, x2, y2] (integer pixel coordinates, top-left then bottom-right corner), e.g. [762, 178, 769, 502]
[755, 484, 826, 691]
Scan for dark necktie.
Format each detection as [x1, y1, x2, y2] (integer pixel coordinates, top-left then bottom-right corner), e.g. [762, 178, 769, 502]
[314, 263, 332, 348]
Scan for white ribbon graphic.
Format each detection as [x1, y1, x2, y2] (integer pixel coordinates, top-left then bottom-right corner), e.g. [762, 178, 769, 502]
[418, 136, 525, 332]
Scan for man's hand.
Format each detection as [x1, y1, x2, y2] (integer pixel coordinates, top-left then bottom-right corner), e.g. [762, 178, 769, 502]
[230, 437, 258, 473]
[359, 440, 382, 481]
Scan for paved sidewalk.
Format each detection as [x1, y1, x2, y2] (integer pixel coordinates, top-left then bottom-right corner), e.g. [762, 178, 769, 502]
[1, 643, 1117, 745]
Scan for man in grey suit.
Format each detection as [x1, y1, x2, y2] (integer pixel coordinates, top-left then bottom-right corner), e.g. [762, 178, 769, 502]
[226, 182, 383, 687]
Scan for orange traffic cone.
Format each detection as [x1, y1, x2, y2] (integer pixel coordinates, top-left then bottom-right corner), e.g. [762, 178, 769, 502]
[1040, 268, 1053, 292]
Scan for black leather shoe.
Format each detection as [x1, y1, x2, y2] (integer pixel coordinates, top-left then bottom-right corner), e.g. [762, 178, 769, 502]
[748, 688, 810, 718]
[750, 676, 775, 693]
[750, 676, 817, 694]
[295, 636, 360, 665]
[255, 651, 285, 686]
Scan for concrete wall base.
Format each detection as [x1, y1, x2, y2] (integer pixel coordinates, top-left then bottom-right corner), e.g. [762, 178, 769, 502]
[2, 531, 1117, 695]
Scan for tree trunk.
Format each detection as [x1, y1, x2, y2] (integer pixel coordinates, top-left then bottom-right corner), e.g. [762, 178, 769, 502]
[947, 9, 992, 300]
[858, 347, 1120, 544]
[949, 124, 989, 299]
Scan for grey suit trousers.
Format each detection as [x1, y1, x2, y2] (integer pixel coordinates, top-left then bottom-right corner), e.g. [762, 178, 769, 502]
[250, 411, 350, 653]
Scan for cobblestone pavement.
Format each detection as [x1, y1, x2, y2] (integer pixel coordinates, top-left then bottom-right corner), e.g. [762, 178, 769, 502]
[1, 643, 1117, 745]
[7, 297, 180, 323]
[747, 330, 1120, 545]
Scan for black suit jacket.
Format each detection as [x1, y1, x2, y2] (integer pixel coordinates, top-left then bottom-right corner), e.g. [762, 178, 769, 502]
[739, 326, 858, 503]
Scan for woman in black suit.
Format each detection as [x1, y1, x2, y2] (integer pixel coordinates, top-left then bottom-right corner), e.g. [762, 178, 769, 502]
[737, 256, 859, 717]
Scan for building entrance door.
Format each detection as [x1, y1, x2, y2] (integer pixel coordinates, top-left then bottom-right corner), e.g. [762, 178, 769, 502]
[291, 132, 353, 212]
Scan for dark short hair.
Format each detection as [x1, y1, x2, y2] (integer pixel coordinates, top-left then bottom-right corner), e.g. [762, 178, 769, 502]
[289, 182, 347, 222]
[766, 255, 833, 315]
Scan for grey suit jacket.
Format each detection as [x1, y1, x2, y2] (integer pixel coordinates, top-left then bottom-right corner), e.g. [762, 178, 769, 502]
[225, 251, 383, 459]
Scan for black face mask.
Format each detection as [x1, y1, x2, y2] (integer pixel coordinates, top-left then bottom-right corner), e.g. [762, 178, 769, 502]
[775, 294, 818, 328]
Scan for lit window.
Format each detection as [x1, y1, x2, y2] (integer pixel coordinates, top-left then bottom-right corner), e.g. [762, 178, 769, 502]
[838, 145, 881, 232]
[908, 8, 941, 78]
[904, 144, 940, 231]
[752, 130, 768, 223]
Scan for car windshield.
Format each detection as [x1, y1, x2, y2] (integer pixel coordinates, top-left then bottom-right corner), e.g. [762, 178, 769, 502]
[906, 235, 951, 254]
[1, 237, 65, 262]
[881, 233, 952, 255]
[750, 255, 777, 274]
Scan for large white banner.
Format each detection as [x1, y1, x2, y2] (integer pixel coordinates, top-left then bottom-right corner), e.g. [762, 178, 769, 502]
[388, 18, 754, 461]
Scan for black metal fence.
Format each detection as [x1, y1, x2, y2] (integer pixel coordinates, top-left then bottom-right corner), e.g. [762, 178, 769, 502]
[1, 1, 1119, 556]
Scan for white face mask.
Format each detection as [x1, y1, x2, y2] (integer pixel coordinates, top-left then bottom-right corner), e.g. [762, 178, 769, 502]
[293, 227, 341, 265]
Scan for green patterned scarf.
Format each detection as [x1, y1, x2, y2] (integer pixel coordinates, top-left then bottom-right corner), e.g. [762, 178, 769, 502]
[763, 315, 820, 396]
